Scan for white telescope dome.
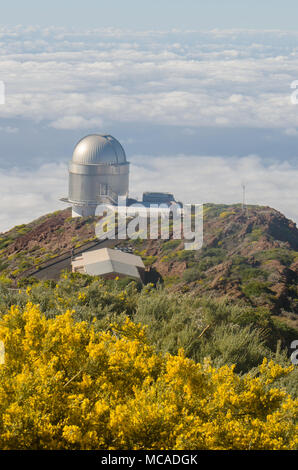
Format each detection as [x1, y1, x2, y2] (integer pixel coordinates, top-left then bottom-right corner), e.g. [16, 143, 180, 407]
[72, 134, 126, 165]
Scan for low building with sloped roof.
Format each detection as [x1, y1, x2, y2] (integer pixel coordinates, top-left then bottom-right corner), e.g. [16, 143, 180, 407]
[72, 247, 145, 281]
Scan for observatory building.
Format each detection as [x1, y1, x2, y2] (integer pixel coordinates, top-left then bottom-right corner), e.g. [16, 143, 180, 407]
[61, 134, 130, 217]
[72, 247, 145, 281]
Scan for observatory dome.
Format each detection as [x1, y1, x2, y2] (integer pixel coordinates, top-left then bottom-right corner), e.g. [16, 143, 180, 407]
[65, 133, 130, 217]
[72, 134, 126, 165]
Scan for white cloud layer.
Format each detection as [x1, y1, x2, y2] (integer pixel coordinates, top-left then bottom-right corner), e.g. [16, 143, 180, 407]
[0, 154, 297, 233]
[130, 155, 298, 225]
[1, 27, 298, 130]
[0, 163, 68, 233]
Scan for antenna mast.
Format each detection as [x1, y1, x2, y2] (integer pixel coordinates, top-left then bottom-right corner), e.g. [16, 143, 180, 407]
[241, 183, 247, 214]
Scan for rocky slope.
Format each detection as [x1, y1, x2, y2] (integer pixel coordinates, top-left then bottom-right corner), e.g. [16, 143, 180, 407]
[0, 209, 97, 276]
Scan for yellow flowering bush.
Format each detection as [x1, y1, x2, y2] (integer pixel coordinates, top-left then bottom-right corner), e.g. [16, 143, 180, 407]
[0, 302, 297, 450]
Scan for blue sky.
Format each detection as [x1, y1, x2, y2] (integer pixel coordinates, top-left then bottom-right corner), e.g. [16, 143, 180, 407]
[2, 0, 298, 30]
[0, 3, 298, 231]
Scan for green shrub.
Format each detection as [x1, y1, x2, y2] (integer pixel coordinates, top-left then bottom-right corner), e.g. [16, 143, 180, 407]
[256, 248, 295, 266]
[161, 240, 181, 253]
[246, 227, 264, 241]
[0, 238, 12, 250]
[182, 267, 201, 282]
[176, 250, 196, 261]
[198, 323, 270, 373]
[242, 280, 273, 298]
[231, 264, 267, 282]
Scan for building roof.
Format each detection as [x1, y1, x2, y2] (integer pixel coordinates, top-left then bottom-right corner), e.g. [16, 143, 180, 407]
[72, 134, 127, 165]
[72, 247, 145, 280]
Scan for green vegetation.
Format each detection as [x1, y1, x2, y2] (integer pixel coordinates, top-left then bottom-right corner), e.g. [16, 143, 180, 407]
[142, 255, 158, 267]
[0, 273, 296, 397]
[256, 248, 296, 266]
[161, 239, 182, 253]
[0, 209, 99, 278]
[181, 247, 227, 283]
[241, 280, 273, 299]
[246, 227, 265, 241]
[203, 203, 232, 219]
[182, 267, 202, 282]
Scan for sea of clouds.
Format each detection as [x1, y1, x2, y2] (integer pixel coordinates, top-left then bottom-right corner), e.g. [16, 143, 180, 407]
[0, 155, 297, 234]
[0, 27, 298, 231]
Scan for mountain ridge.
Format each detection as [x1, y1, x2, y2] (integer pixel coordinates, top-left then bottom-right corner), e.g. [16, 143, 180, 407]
[0, 203, 298, 330]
